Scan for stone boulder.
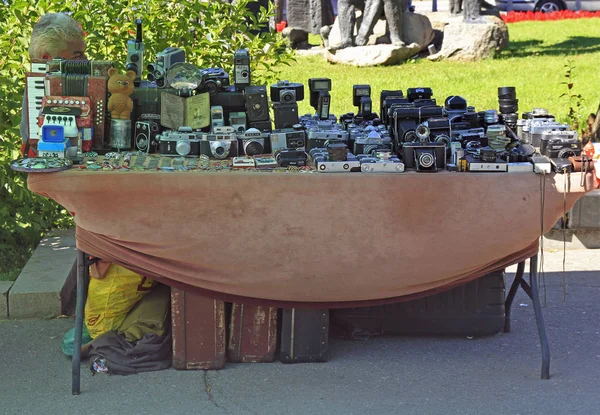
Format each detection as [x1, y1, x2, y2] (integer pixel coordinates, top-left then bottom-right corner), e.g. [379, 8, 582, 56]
[324, 11, 434, 52]
[324, 44, 423, 67]
[428, 15, 509, 61]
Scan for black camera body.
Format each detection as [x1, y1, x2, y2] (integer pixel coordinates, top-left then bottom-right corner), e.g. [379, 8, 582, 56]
[309, 78, 332, 120]
[270, 80, 305, 103]
[233, 49, 251, 91]
[245, 85, 270, 123]
[392, 104, 444, 148]
[401, 142, 446, 171]
[134, 120, 161, 153]
[272, 102, 298, 130]
[407, 87, 433, 102]
[201, 67, 230, 95]
[126, 19, 145, 87]
[275, 148, 309, 167]
[380, 93, 408, 127]
[210, 86, 246, 122]
[539, 131, 581, 159]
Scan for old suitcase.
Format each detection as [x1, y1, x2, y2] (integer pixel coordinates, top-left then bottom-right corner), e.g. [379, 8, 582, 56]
[280, 308, 329, 363]
[331, 270, 506, 339]
[227, 303, 278, 363]
[171, 288, 226, 370]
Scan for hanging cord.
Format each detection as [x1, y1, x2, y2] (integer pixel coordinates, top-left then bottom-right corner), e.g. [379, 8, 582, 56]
[562, 169, 569, 303]
[539, 171, 547, 307]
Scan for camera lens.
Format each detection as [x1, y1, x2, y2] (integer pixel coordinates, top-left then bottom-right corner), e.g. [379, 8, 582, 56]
[280, 90, 295, 103]
[211, 142, 229, 159]
[176, 140, 191, 156]
[205, 80, 219, 95]
[498, 86, 516, 99]
[403, 130, 418, 142]
[244, 139, 264, 156]
[415, 124, 430, 141]
[125, 62, 138, 73]
[558, 148, 576, 159]
[418, 152, 435, 169]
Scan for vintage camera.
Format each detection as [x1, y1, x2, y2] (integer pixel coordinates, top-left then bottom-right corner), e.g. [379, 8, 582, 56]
[539, 130, 581, 159]
[401, 142, 446, 171]
[233, 49, 251, 91]
[200, 139, 237, 159]
[391, 104, 444, 148]
[270, 80, 305, 103]
[358, 149, 404, 173]
[245, 85, 270, 123]
[237, 128, 269, 156]
[210, 106, 225, 130]
[201, 67, 230, 95]
[380, 94, 408, 127]
[274, 148, 309, 167]
[444, 95, 468, 120]
[308, 78, 332, 120]
[270, 128, 306, 151]
[522, 119, 570, 147]
[147, 47, 186, 87]
[126, 19, 145, 87]
[134, 120, 160, 153]
[201, 126, 238, 159]
[353, 84, 374, 118]
[407, 87, 433, 102]
[210, 86, 246, 121]
[271, 80, 304, 129]
[306, 127, 349, 152]
[229, 111, 247, 134]
[353, 130, 392, 156]
[158, 127, 201, 156]
[451, 127, 487, 149]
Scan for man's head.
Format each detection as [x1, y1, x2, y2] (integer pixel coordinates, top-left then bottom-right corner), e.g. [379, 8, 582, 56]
[29, 13, 86, 61]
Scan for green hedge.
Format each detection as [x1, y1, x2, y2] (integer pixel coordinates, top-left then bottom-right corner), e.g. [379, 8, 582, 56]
[0, 0, 293, 277]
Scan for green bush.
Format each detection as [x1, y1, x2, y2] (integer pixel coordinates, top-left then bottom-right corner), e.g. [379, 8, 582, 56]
[0, 0, 293, 277]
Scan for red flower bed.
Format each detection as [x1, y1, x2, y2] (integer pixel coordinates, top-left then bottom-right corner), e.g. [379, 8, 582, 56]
[502, 10, 600, 22]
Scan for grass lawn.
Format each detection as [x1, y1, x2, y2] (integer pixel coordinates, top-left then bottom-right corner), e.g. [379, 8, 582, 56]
[279, 18, 600, 129]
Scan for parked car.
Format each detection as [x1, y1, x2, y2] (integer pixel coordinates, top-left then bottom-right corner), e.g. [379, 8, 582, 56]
[496, 0, 600, 12]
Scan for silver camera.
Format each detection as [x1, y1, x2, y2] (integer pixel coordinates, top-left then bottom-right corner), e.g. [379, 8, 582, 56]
[158, 127, 201, 156]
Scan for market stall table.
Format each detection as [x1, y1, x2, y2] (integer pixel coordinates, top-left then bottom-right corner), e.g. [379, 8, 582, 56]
[26, 160, 595, 393]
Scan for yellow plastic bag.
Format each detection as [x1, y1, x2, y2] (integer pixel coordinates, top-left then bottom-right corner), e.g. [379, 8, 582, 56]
[85, 264, 155, 338]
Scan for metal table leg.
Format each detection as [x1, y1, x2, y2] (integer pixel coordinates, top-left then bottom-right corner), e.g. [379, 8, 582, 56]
[72, 251, 95, 395]
[504, 255, 550, 380]
[529, 255, 551, 379]
[504, 261, 525, 333]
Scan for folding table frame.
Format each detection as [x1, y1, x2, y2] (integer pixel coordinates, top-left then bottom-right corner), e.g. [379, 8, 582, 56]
[70, 251, 550, 395]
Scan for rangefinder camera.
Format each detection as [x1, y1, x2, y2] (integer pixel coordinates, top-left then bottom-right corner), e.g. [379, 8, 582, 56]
[539, 130, 581, 159]
[270, 128, 306, 151]
[158, 127, 201, 156]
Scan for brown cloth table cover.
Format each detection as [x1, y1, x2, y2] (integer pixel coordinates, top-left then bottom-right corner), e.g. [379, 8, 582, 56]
[28, 170, 595, 307]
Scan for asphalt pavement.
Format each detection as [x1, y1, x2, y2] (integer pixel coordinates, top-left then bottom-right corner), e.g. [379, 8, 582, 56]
[1, 249, 599, 415]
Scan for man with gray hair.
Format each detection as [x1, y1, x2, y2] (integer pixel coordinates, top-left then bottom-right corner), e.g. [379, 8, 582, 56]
[20, 13, 87, 156]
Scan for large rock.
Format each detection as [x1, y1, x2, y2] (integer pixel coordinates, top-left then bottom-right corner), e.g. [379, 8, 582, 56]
[324, 44, 423, 66]
[428, 15, 509, 61]
[325, 12, 434, 51]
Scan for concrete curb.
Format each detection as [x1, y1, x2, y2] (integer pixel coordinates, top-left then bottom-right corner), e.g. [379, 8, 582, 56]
[8, 229, 76, 319]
